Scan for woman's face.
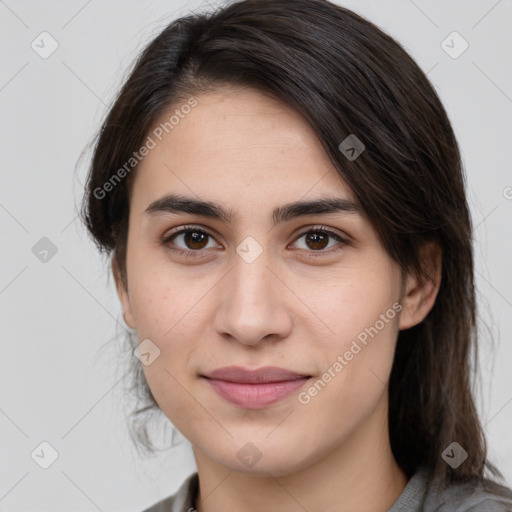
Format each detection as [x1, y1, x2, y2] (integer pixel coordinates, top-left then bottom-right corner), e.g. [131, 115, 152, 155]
[116, 86, 414, 476]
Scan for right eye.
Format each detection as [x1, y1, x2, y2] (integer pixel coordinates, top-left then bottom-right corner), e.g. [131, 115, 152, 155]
[161, 225, 222, 258]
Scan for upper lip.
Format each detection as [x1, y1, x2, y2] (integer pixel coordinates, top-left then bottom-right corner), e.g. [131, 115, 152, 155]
[202, 366, 311, 384]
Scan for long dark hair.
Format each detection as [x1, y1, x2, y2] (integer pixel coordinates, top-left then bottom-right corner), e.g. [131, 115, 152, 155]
[81, 0, 512, 498]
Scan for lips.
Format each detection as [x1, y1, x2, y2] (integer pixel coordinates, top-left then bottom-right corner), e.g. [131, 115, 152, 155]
[202, 365, 311, 384]
[201, 366, 312, 409]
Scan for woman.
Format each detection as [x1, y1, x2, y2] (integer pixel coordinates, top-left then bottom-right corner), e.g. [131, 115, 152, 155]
[81, 0, 512, 510]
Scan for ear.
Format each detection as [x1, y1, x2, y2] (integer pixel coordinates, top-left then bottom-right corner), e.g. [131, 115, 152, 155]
[112, 258, 136, 329]
[399, 241, 442, 331]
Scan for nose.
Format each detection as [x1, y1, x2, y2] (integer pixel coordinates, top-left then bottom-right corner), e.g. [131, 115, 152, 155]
[212, 249, 293, 346]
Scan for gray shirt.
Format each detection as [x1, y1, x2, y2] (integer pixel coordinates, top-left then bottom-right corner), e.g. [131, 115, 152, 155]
[142, 467, 512, 512]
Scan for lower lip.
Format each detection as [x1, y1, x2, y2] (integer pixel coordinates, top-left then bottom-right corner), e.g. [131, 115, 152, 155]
[204, 377, 310, 409]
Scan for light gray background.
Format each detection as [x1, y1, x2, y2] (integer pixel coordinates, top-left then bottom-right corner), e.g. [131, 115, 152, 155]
[1, 0, 511, 510]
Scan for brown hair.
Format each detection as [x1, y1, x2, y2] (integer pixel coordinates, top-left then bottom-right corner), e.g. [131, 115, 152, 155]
[81, 0, 512, 498]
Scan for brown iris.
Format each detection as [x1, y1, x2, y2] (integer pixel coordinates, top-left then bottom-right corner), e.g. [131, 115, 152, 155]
[304, 232, 329, 250]
[184, 231, 209, 250]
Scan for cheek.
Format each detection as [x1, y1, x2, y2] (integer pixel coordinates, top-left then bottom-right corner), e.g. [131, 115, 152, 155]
[140, 354, 203, 440]
[296, 316, 398, 456]
[131, 277, 203, 425]
[129, 277, 204, 366]
[128, 285, 168, 339]
[306, 265, 400, 341]
[315, 314, 399, 397]
[126, 250, 195, 337]
[305, 269, 401, 405]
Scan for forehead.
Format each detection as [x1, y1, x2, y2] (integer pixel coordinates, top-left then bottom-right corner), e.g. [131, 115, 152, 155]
[131, 87, 357, 210]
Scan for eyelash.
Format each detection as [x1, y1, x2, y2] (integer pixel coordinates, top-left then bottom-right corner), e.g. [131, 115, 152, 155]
[160, 224, 348, 259]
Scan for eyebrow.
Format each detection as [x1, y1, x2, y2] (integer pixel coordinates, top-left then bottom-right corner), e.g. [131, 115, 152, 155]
[144, 193, 362, 226]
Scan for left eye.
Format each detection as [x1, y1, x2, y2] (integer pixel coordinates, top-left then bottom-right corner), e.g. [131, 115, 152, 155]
[293, 228, 345, 252]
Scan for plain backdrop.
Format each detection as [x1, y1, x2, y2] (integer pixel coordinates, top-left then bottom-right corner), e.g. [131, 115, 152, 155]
[1, 0, 511, 510]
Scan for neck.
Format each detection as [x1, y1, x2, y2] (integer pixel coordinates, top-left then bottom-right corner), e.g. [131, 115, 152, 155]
[193, 397, 408, 512]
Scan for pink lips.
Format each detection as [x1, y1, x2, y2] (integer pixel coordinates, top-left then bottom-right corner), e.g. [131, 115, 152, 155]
[201, 366, 311, 409]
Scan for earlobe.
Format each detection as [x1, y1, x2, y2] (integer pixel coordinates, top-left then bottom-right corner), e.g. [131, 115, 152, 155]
[111, 259, 136, 329]
[398, 241, 442, 331]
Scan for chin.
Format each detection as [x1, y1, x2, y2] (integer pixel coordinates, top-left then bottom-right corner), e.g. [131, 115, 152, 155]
[207, 438, 316, 478]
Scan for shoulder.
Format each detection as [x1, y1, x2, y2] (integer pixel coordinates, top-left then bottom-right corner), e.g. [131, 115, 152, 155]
[140, 472, 199, 512]
[422, 473, 512, 512]
[389, 466, 512, 512]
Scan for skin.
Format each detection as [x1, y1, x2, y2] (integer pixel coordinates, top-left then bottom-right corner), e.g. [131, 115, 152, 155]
[114, 86, 441, 512]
